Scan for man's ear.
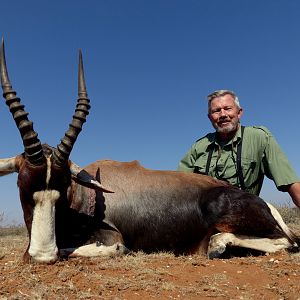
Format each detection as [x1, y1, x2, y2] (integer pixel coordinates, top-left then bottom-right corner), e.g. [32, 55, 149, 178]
[238, 108, 244, 119]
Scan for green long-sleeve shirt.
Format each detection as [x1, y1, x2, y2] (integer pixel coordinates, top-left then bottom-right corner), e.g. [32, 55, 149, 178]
[177, 126, 299, 195]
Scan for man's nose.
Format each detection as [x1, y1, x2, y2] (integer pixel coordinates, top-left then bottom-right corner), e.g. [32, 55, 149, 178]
[219, 109, 227, 116]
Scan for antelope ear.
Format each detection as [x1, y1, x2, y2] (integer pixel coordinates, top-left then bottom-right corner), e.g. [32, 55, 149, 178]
[69, 161, 114, 193]
[0, 156, 20, 176]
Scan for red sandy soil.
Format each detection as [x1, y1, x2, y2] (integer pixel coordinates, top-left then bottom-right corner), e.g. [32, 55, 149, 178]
[1, 233, 300, 299]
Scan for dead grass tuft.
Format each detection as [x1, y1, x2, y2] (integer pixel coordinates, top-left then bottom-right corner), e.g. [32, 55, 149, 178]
[1, 207, 300, 299]
[276, 205, 300, 226]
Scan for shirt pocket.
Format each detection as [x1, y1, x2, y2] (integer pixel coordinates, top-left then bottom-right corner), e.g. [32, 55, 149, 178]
[240, 157, 257, 178]
[194, 156, 214, 175]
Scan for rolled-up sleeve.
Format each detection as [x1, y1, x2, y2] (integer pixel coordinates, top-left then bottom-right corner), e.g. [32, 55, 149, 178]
[262, 128, 299, 189]
[177, 145, 197, 173]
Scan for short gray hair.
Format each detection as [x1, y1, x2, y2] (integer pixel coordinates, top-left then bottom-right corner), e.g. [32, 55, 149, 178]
[207, 90, 241, 112]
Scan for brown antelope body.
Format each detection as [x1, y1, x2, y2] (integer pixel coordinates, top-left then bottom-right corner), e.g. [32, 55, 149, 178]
[0, 40, 299, 264]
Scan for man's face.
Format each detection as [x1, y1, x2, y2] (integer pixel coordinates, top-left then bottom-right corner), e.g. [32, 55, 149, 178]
[208, 94, 243, 135]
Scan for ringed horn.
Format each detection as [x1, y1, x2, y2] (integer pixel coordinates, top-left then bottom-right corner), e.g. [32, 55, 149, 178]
[0, 38, 91, 167]
[52, 49, 91, 167]
[0, 38, 44, 165]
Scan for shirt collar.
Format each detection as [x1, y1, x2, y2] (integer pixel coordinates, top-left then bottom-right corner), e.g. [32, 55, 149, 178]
[208, 125, 243, 148]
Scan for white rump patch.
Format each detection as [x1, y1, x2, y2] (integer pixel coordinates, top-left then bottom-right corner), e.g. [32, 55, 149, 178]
[29, 190, 60, 263]
[266, 202, 297, 246]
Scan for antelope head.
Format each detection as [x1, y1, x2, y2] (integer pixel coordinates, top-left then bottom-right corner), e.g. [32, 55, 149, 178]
[0, 39, 111, 263]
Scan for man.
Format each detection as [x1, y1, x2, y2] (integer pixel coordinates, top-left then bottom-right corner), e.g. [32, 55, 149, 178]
[177, 89, 300, 209]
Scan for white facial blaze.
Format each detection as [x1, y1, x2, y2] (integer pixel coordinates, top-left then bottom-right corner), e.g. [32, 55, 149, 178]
[29, 190, 60, 263]
[29, 157, 60, 263]
[46, 154, 52, 185]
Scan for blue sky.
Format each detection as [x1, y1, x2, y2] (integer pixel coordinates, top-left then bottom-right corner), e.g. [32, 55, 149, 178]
[1, 0, 300, 224]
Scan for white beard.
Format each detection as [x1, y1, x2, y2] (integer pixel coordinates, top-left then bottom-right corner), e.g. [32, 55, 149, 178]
[214, 119, 239, 134]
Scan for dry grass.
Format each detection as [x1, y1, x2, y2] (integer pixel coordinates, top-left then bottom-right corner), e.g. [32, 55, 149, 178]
[1, 236, 300, 299]
[0, 226, 27, 237]
[1, 205, 300, 299]
[277, 205, 300, 226]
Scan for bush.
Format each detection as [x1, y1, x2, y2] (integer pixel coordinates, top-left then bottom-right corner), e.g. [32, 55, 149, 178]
[0, 212, 26, 236]
[0, 225, 27, 236]
[276, 205, 300, 226]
